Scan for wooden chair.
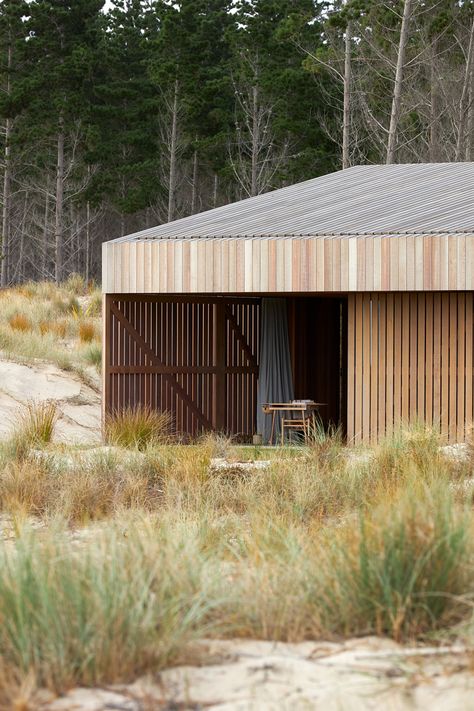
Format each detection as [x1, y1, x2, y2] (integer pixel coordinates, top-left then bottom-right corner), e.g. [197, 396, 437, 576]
[281, 416, 311, 444]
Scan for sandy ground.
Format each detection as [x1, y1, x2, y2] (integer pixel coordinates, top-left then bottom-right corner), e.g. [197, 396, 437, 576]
[32, 637, 474, 710]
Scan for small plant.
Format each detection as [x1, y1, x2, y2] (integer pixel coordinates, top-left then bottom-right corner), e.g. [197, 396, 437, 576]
[53, 294, 80, 316]
[84, 342, 102, 370]
[8, 313, 32, 332]
[63, 272, 85, 295]
[199, 431, 232, 458]
[105, 406, 173, 450]
[84, 289, 102, 317]
[39, 319, 68, 339]
[79, 320, 96, 343]
[10, 401, 58, 459]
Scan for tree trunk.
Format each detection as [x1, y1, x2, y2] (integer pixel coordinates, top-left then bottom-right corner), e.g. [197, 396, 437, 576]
[429, 37, 441, 162]
[251, 84, 259, 196]
[1, 116, 11, 288]
[1, 40, 12, 288]
[386, 0, 414, 164]
[167, 79, 179, 222]
[17, 190, 28, 284]
[42, 177, 50, 279]
[85, 200, 90, 283]
[456, 17, 474, 161]
[467, 67, 474, 161]
[191, 146, 198, 214]
[213, 173, 218, 208]
[55, 114, 65, 284]
[342, 21, 352, 169]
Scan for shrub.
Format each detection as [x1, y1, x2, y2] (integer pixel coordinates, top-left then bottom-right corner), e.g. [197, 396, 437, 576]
[79, 320, 96, 343]
[8, 314, 32, 332]
[105, 406, 173, 450]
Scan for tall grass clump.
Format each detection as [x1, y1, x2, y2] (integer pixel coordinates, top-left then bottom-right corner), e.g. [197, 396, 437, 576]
[9, 401, 58, 460]
[84, 288, 102, 317]
[84, 342, 102, 371]
[78, 320, 96, 343]
[62, 272, 86, 295]
[0, 450, 167, 522]
[8, 313, 32, 332]
[0, 522, 217, 697]
[315, 483, 472, 641]
[105, 406, 173, 450]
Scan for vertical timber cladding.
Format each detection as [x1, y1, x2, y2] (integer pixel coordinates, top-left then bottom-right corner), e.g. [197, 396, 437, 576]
[104, 295, 260, 439]
[347, 292, 474, 444]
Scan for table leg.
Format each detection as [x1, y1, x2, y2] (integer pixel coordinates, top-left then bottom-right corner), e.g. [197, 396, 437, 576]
[270, 411, 276, 445]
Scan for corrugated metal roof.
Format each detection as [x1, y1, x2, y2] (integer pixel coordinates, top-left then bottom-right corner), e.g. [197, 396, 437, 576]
[111, 163, 474, 243]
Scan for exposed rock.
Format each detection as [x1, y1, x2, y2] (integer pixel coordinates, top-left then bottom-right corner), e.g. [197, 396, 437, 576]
[442, 443, 470, 461]
[210, 458, 271, 476]
[0, 358, 101, 445]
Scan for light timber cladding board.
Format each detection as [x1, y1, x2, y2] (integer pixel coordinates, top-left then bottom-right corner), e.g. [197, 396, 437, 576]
[103, 234, 474, 294]
[347, 292, 474, 444]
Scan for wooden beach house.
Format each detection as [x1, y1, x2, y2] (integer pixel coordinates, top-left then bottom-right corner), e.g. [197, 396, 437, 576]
[102, 163, 474, 444]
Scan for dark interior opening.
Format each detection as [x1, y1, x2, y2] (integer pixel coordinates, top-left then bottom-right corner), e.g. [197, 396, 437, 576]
[287, 296, 348, 435]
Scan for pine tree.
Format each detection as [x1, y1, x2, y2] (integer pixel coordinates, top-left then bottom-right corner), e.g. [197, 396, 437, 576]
[0, 0, 29, 286]
[24, 0, 104, 282]
[90, 0, 159, 235]
[150, 0, 235, 218]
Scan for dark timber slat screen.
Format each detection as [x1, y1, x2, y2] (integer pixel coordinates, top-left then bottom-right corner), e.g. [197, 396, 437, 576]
[104, 295, 260, 439]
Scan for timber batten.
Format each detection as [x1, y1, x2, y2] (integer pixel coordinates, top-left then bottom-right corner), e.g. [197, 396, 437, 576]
[347, 292, 474, 444]
[103, 234, 474, 295]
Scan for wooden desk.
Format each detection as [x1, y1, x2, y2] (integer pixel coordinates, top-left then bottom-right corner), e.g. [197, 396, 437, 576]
[262, 401, 327, 445]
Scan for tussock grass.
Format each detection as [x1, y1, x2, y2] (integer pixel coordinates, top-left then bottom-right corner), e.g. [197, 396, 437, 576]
[8, 401, 58, 461]
[314, 483, 471, 641]
[0, 522, 217, 698]
[105, 406, 174, 450]
[0, 453, 165, 523]
[84, 342, 102, 370]
[8, 313, 32, 332]
[78, 320, 96, 343]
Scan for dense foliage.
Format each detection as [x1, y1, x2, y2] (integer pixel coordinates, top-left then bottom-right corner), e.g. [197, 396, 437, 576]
[0, 0, 473, 283]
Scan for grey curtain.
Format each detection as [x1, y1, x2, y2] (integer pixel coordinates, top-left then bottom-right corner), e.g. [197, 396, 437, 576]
[256, 298, 294, 443]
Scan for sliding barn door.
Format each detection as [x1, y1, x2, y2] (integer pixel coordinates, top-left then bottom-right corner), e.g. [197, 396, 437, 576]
[103, 296, 260, 439]
[347, 293, 474, 444]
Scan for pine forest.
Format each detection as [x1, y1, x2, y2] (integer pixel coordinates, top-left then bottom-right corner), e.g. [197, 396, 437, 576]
[1, 0, 474, 284]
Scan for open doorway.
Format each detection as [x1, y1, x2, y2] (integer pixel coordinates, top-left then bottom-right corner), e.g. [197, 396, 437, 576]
[287, 296, 348, 434]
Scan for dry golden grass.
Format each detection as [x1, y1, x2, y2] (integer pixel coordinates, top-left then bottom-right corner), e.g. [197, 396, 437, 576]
[8, 314, 32, 333]
[78, 320, 96, 343]
[105, 406, 174, 450]
[8, 401, 58, 461]
[38, 319, 68, 339]
[0, 281, 102, 376]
